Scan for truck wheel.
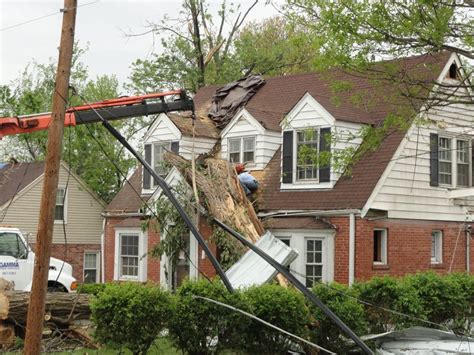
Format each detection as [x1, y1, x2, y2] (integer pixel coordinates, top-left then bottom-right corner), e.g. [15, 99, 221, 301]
[47, 282, 67, 292]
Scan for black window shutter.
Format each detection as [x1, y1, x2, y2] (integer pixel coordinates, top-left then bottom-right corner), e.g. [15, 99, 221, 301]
[430, 133, 439, 187]
[319, 127, 331, 183]
[143, 144, 152, 189]
[171, 141, 179, 154]
[282, 131, 293, 183]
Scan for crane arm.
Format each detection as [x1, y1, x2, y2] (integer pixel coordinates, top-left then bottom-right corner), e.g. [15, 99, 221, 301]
[0, 90, 193, 138]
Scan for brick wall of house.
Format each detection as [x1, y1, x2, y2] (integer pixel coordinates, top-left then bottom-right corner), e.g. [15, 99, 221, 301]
[329, 216, 474, 284]
[30, 243, 101, 283]
[104, 216, 218, 284]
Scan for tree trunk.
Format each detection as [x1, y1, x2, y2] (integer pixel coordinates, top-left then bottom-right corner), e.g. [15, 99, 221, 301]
[1, 291, 91, 325]
[164, 152, 288, 286]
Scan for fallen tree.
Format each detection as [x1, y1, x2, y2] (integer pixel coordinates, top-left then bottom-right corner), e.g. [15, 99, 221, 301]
[164, 152, 288, 286]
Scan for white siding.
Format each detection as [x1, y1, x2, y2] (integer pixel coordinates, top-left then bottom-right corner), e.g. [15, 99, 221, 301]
[369, 85, 474, 222]
[144, 118, 181, 145]
[0, 166, 104, 244]
[180, 136, 216, 160]
[281, 93, 365, 188]
[221, 113, 279, 170]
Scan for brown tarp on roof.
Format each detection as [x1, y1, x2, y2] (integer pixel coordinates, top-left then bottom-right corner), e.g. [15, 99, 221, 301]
[208, 75, 266, 128]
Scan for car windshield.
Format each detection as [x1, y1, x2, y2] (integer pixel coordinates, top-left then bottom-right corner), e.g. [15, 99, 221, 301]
[0, 232, 28, 258]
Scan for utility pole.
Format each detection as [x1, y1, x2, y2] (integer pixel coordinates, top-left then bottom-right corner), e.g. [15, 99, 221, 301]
[24, 1, 77, 354]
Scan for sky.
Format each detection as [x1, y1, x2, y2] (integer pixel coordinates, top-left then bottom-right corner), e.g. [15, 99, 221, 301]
[0, 0, 281, 93]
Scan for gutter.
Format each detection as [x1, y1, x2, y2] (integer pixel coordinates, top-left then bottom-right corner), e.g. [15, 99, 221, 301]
[101, 212, 145, 218]
[258, 209, 361, 218]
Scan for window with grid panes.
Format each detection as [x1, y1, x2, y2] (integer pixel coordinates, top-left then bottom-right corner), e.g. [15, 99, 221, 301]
[228, 137, 255, 164]
[431, 231, 442, 264]
[228, 138, 241, 163]
[457, 140, 469, 186]
[297, 129, 319, 180]
[54, 188, 66, 221]
[305, 239, 323, 287]
[84, 252, 99, 283]
[120, 234, 139, 278]
[242, 137, 255, 163]
[438, 137, 452, 185]
[153, 143, 169, 178]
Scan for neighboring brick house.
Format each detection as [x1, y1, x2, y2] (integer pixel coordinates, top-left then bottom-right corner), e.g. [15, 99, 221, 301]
[0, 161, 105, 282]
[104, 51, 473, 288]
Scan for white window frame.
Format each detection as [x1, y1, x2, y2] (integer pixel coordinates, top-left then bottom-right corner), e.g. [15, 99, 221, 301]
[227, 136, 256, 165]
[431, 230, 443, 264]
[152, 141, 172, 183]
[295, 128, 320, 182]
[272, 230, 334, 285]
[54, 187, 68, 224]
[83, 251, 100, 283]
[373, 228, 388, 265]
[438, 135, 472, 188]
[114, 228, 147, 282]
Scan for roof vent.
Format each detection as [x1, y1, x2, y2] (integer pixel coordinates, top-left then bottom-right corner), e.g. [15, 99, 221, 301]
[448, 62, 458, 79]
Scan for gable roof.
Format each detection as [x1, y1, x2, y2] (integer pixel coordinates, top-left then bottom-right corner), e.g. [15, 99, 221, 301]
[0, 162, 45, 207]
[105, 168, 148, 214]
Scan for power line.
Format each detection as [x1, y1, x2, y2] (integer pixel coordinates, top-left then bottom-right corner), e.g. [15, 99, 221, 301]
[0, 1, 99, 32]
[193, 295, 337, 354]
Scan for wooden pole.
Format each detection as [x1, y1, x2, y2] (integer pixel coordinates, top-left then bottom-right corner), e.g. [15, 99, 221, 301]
[24, 1, 77, 354]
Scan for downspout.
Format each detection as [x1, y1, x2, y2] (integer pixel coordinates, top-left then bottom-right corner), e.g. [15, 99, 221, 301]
[349, 213, 356, 286]
[101, 218, 106, 283]
[467, 225, 471, 273]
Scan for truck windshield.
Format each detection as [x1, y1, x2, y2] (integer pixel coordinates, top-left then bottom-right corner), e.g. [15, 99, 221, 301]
[0, 232, 28, 259]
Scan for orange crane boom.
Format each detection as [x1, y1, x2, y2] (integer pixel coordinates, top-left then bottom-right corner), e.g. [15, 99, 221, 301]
[0, 90, 193, 138]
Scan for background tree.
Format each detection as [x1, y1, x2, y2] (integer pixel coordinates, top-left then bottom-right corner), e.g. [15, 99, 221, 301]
[0, 48, 137, 203]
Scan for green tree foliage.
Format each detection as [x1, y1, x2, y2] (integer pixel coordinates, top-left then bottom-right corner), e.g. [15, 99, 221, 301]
[91, 282, 172, 355]
[0, 49, 137, 202]
[128, 1, 321, 94]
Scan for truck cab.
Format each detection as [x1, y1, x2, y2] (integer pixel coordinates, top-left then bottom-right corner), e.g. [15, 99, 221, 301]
[0, 226, 77, 292]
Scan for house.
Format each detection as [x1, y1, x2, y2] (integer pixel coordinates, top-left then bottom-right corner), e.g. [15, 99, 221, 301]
[103, 51, 473, 289]
[0, 161, 105, 283]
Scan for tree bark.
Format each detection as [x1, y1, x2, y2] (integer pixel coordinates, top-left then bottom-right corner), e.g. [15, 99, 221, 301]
[2, 291, 91, 325]
[164, 152, 288, 286]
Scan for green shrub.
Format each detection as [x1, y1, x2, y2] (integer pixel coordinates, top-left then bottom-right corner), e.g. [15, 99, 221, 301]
[78, 282, 106, 295]
[406, 272, 472, 333]
[309, 283, 369, 354]
[168, 279, 250, 355]
[91, 282, 172, 355]
[242, 284, 311, 355]
[354, 275, 425, 332]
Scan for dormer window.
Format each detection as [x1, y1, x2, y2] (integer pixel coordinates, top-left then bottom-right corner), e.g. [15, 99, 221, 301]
[282, 127, 331, 185]
[143, 141, 179, 190]
[228, 137, 255, 164]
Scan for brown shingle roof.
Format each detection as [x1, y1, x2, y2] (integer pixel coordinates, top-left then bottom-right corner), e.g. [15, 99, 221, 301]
[0, 162, 44, 207]
[246, 52, 451, 131]
[105, 168, 149, 213]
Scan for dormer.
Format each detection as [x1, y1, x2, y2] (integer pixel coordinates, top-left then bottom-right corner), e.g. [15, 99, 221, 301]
[220, 108, 280, 170]
[280, 93, 364, 190]
[142, 113, 219, 194]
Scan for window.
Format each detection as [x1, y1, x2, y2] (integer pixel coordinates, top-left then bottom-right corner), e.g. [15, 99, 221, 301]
[457, 140, 469, 187]
[54, 188, 66, 222]
[297, 129, 319, 181]
[305, 239, 323, 287]
[120, 234, 139, 278]
[277, 237, 291, 271]
[431, 231, 443, 264]
[0, 232, 27, 258]
[84, 252, 100, 283]
[373, 229, 387, 264]
[228, 137, 255, 164]
[153, 142, 170, 177]
[432, 135, 472, 188]
[439, 137, 452, 185]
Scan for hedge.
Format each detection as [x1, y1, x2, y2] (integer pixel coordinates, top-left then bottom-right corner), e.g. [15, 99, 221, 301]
[90, 272, 473, 354]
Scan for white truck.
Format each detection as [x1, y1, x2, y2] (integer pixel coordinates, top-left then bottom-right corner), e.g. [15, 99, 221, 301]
[0, 226, 77, 292]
